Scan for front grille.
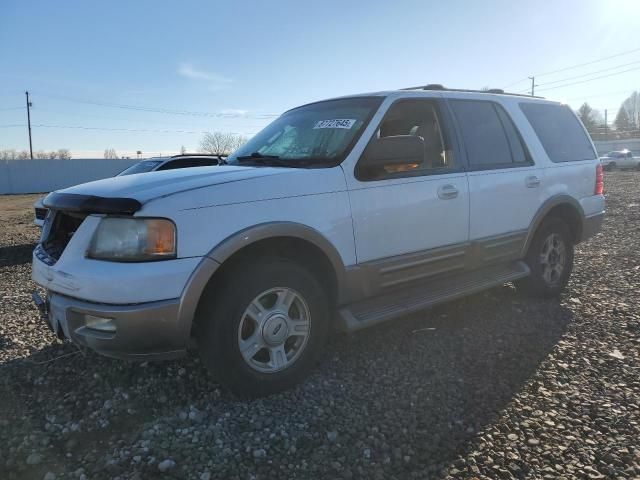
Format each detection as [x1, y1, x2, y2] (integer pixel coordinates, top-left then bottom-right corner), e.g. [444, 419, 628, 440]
[35, 208, 48, 220]
[41, 210, 88, 263]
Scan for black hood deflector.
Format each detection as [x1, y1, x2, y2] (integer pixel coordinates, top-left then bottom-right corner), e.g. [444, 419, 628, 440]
[43, 192, 142, 215]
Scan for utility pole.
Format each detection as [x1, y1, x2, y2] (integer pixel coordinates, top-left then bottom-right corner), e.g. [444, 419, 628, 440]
[528, 76, 535, 96]
[604, 109, 608, 141]
[25, 91, 33, 159]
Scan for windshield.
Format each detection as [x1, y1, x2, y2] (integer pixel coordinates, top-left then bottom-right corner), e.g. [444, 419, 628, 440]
[227, 97, 383, 167]
[116, 160, 163, 176]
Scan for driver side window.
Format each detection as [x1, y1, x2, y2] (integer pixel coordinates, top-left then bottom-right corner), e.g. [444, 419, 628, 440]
[355, 100, 450, 181]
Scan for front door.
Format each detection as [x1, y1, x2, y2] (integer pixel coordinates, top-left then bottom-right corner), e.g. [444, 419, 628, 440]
[346, 98, 470, 287]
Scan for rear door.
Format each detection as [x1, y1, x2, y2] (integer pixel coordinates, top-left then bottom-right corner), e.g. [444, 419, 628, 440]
[448, 99, 542, 265]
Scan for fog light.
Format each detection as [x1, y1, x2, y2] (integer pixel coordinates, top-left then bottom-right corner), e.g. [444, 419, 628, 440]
[85, 315, 116, 333]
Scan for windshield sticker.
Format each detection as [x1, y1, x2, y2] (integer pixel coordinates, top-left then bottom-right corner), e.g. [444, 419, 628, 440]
[313, 119, 357, 129]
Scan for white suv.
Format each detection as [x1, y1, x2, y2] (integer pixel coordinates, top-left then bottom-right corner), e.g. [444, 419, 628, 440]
[32, 86, 605, 396]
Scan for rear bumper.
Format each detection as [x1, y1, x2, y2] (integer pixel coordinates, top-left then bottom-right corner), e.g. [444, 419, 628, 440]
[581, 212, 604, 242]
[34, 290, 186, 360]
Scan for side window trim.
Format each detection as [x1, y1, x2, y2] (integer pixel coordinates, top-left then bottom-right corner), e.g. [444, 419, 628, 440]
[445, 98, 535, 172]
[354, 97, 464, 182]
[493, 104, 534, 166]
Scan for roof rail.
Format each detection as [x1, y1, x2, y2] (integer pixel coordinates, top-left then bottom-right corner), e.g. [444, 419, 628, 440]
[170, 153, 227, 158]
[400, 84, 543, 98]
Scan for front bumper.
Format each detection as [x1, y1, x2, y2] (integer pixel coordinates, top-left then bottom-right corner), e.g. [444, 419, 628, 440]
[33, 290, 185, 360]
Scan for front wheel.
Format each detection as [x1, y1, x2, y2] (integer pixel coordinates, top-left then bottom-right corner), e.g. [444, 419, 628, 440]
[516, 218, 574, 297]
[196, 259, 329, 397]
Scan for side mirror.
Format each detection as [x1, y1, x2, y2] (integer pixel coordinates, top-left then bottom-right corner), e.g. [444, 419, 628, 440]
[361, 135, 424, 167]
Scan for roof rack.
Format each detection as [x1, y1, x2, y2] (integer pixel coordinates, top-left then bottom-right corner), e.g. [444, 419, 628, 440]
[400, 84, 543, 98]
[170, 153, 227, 158]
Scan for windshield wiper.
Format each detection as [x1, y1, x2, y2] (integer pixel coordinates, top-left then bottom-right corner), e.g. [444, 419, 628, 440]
[236, 152, 280, 161]
[236, 152, 338, 168]
[236, 152, 294, 168]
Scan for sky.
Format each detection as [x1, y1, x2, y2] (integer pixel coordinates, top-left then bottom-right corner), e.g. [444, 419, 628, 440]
[1, 0, 639, 158]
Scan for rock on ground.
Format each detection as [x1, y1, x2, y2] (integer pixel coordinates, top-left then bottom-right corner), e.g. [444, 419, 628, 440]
[1, 173, 639, 479]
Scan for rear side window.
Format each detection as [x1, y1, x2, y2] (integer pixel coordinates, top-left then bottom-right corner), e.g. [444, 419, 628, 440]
[450, 100, 530, 169]
[520, 103, 597, 162]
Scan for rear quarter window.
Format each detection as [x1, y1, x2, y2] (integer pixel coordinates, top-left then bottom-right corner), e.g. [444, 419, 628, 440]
[520, 103, 597, 162]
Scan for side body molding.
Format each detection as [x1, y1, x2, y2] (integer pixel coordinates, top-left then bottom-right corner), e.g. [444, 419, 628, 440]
[521, 194, 585, 255]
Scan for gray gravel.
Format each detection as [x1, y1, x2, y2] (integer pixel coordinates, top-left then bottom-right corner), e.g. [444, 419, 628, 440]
[1, 174, 639, 479]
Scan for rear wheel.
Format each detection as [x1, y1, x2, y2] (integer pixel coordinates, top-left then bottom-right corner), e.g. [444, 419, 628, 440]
[605, 161, 616, 171]
[196, 259, 329, 397]
[517, 218, 574, 297]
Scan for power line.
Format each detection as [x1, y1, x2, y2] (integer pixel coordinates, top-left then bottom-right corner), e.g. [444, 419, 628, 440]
[36, 93, 280, 119]
[503, 47, 640, 90]
[502, 77, 529, 89]
[535, 47, 640, 77]
[0, 123, 258, 135]
[564, 89, 637, 101]
[536, 60, 640, 87]
[536, 66, 640, 92]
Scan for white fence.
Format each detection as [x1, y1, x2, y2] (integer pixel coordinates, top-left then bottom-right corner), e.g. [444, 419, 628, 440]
[1, 140, 639, 194]
[593, 139, 640, 156]
[0, 159, 138, 194]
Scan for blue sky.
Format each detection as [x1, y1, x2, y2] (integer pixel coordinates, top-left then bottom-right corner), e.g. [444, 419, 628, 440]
[1, 0, 639, 157]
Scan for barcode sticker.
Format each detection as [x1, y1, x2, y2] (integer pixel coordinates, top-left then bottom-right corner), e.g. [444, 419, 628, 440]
[313, 119, 356, 129]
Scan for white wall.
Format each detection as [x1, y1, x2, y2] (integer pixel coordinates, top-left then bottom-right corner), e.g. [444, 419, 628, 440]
[0, 159, 138, 194]
[1, 142, 637, 194]
[594, 139, 640, 156]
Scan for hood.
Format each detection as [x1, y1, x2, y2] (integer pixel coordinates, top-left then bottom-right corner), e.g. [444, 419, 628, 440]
[43, 165, 347, 214]
[53, 166, 290, 204]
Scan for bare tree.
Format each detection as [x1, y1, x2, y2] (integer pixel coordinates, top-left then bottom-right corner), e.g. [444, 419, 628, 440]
[200, 132, 248, 156]
[180, 145, 187, 155]
[577, 103, 597, 134]
[615, 107, 632, 132]
[0, 149, 18, 160]
[621, 91, 640, 130]
[57, 149, 72, 160]
[104, 148, 119, 159]
[34, 151, 51, 159]
[17, 150, 29, 160]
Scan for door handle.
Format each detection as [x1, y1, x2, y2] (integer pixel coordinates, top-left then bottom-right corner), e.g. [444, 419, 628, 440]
[437, 184, 459, 200]
[525, 175, 540, 188]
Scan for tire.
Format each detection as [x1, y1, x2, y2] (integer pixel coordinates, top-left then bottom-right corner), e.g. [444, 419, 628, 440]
[516, 217, 574, 297]
[607, 162, 616, 171]
[195, 259, 329, 397]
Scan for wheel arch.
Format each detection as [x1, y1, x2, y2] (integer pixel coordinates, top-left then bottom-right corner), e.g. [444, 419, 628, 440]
[522, 195, 585, 255]
[177, 222, 348, 339]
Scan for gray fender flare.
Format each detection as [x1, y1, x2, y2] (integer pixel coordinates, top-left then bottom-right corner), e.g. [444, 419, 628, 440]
[176, 222, 348, 341]
[522, 194, 585, 255]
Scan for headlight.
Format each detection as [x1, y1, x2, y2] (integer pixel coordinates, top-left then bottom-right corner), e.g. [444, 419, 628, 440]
[88, 217, 176, 261]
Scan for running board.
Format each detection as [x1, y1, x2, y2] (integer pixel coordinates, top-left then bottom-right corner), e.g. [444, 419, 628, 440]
[339, 261, 530, 332]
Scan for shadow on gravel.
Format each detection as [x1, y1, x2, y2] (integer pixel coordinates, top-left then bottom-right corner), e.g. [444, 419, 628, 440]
[0, 243, 36, 267]
[1, 284, 572, 479]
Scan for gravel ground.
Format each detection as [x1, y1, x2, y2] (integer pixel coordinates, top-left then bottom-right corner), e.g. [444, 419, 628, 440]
[1, 174, 639, 480]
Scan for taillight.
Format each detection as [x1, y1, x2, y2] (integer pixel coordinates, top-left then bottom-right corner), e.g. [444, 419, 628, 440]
[595, 163, 604, 195]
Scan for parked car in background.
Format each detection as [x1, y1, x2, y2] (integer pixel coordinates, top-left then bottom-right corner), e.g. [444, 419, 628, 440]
[599, 150, 640, 171]
[31, 86, 604, 396]
[33, 154, 222, 227]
